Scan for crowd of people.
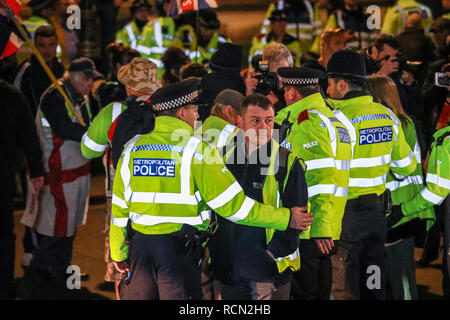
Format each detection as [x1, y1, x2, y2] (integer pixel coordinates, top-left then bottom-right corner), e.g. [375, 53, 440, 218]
[1, 0, 450, 301]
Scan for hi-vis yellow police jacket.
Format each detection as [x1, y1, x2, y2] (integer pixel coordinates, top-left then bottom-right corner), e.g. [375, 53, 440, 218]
[110, 116, 292, 262]
[327, 92, 417, 200]
[275, 92, 351, 240]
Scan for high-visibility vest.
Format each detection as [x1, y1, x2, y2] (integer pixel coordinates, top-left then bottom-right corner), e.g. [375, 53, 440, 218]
[381, 0, 433, 36]
[310, 8, 378, 54]
[263, 141, 302, 273]
[110, 115, 291, 262]
[326, 93, 417, 200]
[174, 24, 229, 63]
[195, 116, 240, 148]
[34, 82, 92, 237]
[81, 101, 127, 196]
[81, 101, 127, 159]
[115, 20, 145, 50]
[402, 125, 450, 214]
[136, 17, 178, 78]
[275, 92, 352, 240]
[219, 139, 303, 274]
[385, 119, 435, 230]
[248, 33, 302, 66]
[260, 0, 323, 54]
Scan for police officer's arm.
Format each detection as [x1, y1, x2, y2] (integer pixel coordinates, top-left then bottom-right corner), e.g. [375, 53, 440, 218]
[389, 117, 418, 177]
[40, 90, 86, 142]
[193, 142, 293, 231]
[289, 122, 337, 238]
[282, 157, 309, 208]
[401, 141, 450, 215]
[110, 149, 132, 263]
[267, 157, 310, 258]
[80, 103, 114, 159]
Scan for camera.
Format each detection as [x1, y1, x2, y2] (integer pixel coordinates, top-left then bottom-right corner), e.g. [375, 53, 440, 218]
[382, 52, 423, 78]
[251, 57, 280, 96]
[435, 72, 450, 87]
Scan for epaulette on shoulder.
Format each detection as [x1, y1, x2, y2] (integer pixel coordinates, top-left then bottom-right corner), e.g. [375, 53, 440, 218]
[436, 131, 450, 146]
[297, 110, 309, 125]
[193, 134, 214, 148]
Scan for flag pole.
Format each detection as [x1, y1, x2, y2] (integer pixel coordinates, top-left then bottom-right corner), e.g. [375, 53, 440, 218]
[0, 0, 86, 126]
[195, 8, 199, 63]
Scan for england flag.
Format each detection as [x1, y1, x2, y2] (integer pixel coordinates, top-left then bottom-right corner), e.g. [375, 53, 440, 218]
[0, 0, 24, 58]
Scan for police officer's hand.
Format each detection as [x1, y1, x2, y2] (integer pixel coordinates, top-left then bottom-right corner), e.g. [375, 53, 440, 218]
[289, 206, 313, 230]
[378, 55, 399, 77]
[386, 205, 404, 229]
[113, 260, 130, 274]
[314, 238, 335, 255]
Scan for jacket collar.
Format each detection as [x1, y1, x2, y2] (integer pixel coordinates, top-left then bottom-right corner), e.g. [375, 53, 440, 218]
[342, 90, 371, 100]
[276, 92, 325, 124]
[153, 116, 194, 135]
[62, 78, 84, 104]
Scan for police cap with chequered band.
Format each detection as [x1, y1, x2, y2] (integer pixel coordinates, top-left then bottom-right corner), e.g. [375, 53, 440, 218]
[150, 78, 201, 112]
[327, 48, 367, 82]
[278, 66, 325, 86]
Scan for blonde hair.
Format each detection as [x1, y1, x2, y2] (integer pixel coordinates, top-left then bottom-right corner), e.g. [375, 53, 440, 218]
[210, 103, 230, 121]
[367, 75, 411, 126]
[263, 42, 293, 66]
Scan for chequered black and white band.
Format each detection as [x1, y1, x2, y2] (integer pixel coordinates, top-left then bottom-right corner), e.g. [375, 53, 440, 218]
[280, 77, 319, 85]
[152, 90, 200, 111]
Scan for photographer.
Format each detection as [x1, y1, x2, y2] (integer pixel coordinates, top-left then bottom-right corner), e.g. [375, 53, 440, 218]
[245, 42, 293, 112]
[360, 34, 424, 120]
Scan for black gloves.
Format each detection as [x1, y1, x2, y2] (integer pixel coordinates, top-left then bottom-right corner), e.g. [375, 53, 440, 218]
[386, 205, 404, 229]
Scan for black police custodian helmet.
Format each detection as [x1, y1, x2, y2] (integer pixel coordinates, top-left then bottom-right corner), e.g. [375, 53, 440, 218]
[130, 0, 152, 14]
[327, 48, 367, 83]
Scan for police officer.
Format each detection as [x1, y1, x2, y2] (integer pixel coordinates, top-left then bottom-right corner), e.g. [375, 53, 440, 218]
[136, 0, 178, 78]
[81, 57, 161, 299]
[388, 124, 449, 297]
[249, 10, 301, 65]
[175, 9, 228, 63]
[382, 0, 434, 36]
[195, 89, 244, 149]
[326, 49, 418, 299]
[274, 67, 352, 300]
[115, 0, 151, 51]
[110, 78, 308, 300]
[310, 0, 377, 53]
[260, 0, 322, 55]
